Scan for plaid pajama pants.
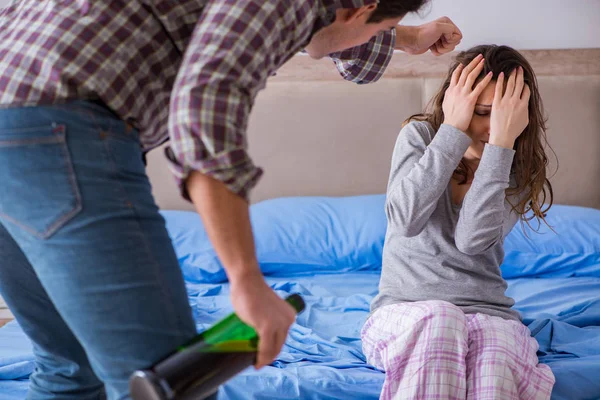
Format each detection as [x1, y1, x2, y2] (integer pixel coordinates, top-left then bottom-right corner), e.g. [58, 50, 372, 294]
[362, 301, 555, 400]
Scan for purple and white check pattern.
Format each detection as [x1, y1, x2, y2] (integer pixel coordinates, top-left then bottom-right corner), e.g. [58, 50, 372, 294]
[0, 0, 394, 199]
[362, 301, 555, 400]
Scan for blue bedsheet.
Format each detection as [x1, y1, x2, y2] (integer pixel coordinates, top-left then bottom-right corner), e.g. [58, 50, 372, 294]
[1, 273, 599, 400]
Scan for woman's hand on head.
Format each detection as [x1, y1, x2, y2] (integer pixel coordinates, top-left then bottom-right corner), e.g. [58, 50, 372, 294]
[442, 54, 493, 133]
[489, 67, 531, 149]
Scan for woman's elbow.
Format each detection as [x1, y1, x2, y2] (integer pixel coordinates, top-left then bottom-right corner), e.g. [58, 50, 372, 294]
[396, 225, 423, 238]
[455, 239, 481, 256]
[385, 204, 423, 237]
[455, 236, 497, 255]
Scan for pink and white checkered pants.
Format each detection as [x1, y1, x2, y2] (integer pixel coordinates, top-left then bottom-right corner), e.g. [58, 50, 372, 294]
[362, 301, 555, 400]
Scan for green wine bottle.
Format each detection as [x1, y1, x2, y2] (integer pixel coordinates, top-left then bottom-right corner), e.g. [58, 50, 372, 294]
[130, 294, 305, 400]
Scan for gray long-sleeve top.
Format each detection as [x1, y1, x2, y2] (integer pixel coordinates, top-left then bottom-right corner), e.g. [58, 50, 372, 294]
[371, 121, 521, 321]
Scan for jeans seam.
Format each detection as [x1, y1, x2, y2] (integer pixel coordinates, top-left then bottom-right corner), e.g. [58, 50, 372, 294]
[91, 103, 189, 337]
[0, 125, 61, 134]
[0, 136, 63, 146]
[53, 124, 84, 238]
[101, 137, 189, 339]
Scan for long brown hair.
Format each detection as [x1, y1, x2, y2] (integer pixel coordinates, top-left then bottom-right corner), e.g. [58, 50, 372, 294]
[407, 45, 554, 228]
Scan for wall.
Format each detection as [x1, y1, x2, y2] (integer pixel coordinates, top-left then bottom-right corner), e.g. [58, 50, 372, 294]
[401, 0, 599, 50]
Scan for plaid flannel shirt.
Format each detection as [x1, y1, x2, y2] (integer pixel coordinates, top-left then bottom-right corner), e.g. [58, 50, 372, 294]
[0, 0, 395, 200]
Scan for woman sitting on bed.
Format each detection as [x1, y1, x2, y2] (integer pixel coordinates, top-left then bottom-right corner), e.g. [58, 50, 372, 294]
[362, 44, 556, 399]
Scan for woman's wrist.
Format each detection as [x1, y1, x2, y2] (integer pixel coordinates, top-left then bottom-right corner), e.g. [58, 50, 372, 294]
[489, 134, 515, 149]
[442, 119, 468, 133]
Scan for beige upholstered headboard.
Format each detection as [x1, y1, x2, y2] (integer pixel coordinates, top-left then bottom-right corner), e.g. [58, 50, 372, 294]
[145, 49, 600, 211]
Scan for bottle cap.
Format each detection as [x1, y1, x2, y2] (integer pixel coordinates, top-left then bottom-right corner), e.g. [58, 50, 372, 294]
[285, 294, 306, 314]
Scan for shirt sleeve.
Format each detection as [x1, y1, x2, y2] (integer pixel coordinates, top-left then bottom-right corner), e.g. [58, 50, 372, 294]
[328, 28, 395, 84]
[454, 144, 518, 255]
[167, 1, 300, 201]
[386, 122, 472, 237]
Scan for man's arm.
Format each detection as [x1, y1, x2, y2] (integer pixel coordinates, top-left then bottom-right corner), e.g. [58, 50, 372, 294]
[329, 16, 462, 83]
[166, 0, 302, 368]
[395, 17, 463, 56]
[186, 172, 295, 368]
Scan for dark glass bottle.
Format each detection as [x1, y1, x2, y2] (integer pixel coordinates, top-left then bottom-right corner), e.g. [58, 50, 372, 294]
[130, 294, 306, 400]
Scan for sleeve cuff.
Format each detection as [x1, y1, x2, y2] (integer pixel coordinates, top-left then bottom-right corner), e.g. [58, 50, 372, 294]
[429, 124, 473, 161]
[165, 146, 263, 202]
[477, 144, 516, 180]
[329, 28, 395, 84]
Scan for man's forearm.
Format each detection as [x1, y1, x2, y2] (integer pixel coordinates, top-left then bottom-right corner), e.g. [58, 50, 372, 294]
[393, 18, 462, 56]
[394, 25, 418, 52]
[186, 170, 262, 283]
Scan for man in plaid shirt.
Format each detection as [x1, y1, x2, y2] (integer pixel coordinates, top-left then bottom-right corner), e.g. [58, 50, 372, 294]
[0, 0, 461, 398]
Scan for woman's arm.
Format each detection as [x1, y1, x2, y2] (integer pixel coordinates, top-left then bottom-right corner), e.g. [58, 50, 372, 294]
[454, 145, 517, 254]
[455, 67, 531, 254]
[386, 122, 471, 237]
[387, 55, 493, 237]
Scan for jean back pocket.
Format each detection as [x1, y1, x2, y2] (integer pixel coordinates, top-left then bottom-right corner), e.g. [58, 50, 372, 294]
[0, 122, 82, 239]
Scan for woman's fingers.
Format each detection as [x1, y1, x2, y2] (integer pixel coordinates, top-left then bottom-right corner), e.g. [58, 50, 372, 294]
[505, 68, 517, 98]
[450, 63, 464, 86]
[514, 66, 525, 99]
[521, 83, 531, 103]
[473, 71, 493, 97]
[458, 54, 483, 86]
[494, 71, 505, 104]
[465, 58, 486, 90]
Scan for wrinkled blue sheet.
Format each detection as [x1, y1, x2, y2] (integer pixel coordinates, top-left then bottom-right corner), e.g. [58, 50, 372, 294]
[1, 273, 599, 400]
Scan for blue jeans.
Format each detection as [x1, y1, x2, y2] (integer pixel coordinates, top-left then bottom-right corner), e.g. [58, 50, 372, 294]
[0, 101, 209, 399]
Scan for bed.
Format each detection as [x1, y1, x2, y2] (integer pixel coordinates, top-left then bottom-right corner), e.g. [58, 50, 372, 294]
[1, 196, 600, 400]
[1, 50, 599, 399]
